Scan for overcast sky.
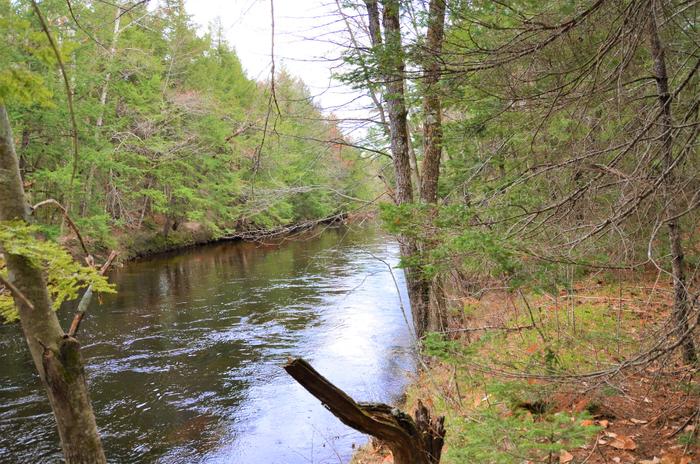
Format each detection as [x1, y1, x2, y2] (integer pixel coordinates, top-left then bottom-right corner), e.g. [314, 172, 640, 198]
[184, 0, 369, 132]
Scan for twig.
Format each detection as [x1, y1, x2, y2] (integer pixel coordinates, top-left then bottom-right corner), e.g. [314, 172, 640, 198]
[518, 289, 548, 344]
[67, 250, 117, 337]
[31, 199, 90, 256]
[668, 407, 699, 438]
[0, 274, 35, 311]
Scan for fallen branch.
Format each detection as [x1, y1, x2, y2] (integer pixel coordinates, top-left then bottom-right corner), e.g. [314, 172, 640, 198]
[439, 323, 535, 334]
[284, 357, 445, 464]
[224, 213, 347, 241]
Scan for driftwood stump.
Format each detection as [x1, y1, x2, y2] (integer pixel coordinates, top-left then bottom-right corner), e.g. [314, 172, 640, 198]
[284, 358, 445, 464]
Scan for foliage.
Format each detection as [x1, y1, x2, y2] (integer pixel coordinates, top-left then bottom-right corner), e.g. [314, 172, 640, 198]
[1, 0, 376, 254]
[0, 221, 115, 323]
[445, 408, 598, 464]
[422, 328, 603, 464]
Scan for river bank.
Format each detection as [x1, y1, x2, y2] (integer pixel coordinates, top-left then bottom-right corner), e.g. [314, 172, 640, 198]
[64, 212, 362, 264]
[352, 276, 699, 464]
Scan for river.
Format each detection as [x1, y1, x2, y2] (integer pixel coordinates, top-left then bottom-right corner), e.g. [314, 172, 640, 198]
[0, 224, 415, 463]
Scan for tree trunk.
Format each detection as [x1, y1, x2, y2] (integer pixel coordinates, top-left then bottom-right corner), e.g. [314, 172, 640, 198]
[284, 358, 445, 464]
[419, 0, 448, 334]
[381, 0, 414, 205]
[648, 4, 697, 364]
[364, 0, 433, 338]
[96, 3, 122, 130]
[0, 106, 107, 463]
[336, 0, 389, 134]
[419, 0, 446, 204]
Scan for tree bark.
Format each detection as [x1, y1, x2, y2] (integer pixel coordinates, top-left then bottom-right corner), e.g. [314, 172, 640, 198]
[381, 0, 414, 205]
[419, 0, 446, 204]
[284, 358, 445, 464]
[419, 0, 448, 333]
[648, 4, 697, 364]
[0, 106, 107, 463]
[364, 0, 433, 337]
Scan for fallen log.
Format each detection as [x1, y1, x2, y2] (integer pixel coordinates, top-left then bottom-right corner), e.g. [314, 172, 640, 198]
[284, 358, 445, 464]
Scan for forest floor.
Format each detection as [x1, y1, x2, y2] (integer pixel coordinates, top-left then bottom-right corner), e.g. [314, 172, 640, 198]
[352, 275, 699, 464]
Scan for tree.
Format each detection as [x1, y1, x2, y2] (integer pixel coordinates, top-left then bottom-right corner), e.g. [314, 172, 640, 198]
[340, 0, 698, 361]
[419, 0, 446, 205]
[0, 105, 107, 463]
[361, 0, 442, 338]
[647, 1, 697, 364]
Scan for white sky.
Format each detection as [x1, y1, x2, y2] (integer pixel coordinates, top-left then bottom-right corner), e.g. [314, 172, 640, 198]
[184, 0, 371, 133]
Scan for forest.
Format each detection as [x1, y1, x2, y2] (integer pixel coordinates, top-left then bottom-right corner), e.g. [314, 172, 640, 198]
[0, 0, 698, 463]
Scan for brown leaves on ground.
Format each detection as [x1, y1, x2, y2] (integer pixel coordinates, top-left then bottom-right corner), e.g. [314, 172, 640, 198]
[606, 432, 637, 450]
[554, 368, 698, 464]
[560, 449, 574, 463]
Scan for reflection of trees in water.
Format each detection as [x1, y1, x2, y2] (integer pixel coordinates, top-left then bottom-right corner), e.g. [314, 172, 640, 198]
[164, 413, 227, 457]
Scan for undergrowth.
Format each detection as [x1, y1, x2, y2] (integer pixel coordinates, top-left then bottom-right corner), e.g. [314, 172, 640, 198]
[414, 286, 653, 464]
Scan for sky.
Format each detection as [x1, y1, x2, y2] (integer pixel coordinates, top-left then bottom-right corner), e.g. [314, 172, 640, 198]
[184, 0, 370, 133]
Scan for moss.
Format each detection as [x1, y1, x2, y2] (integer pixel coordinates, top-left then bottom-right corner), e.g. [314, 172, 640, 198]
[58, 336, 83, 383]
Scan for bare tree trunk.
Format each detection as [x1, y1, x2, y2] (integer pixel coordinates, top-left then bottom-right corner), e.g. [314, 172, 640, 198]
[364, 0, 414, 204]
[285, 358, 445, 464]
[419, 0, 446, 204]
[419, 0, 448, 333]
[648, 4, 697, 364]
[96, 3, 122, 130]
[380, 0, 435, 337]
[0, 106, 107, 463]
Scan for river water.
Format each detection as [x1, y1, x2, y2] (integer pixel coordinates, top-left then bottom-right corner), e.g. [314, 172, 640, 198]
[0, 225, 415, 463]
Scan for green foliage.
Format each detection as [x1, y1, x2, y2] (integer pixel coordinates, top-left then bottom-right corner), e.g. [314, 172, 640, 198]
[0, 0, 53, 105]
[3, 0, 376, 253]
[677, 431, 698, 447]
[0, 221, 115, 323]
[380, 202, 525, 282]
[424, 331, 477, 361]
[445, 408, 598, 464]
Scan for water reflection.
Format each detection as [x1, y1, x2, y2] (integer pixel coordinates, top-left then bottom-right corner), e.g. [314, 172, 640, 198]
[0, 225, 414, 463]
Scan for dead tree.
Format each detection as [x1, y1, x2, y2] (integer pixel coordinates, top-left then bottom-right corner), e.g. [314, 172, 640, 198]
[284, 358, 445, 464]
